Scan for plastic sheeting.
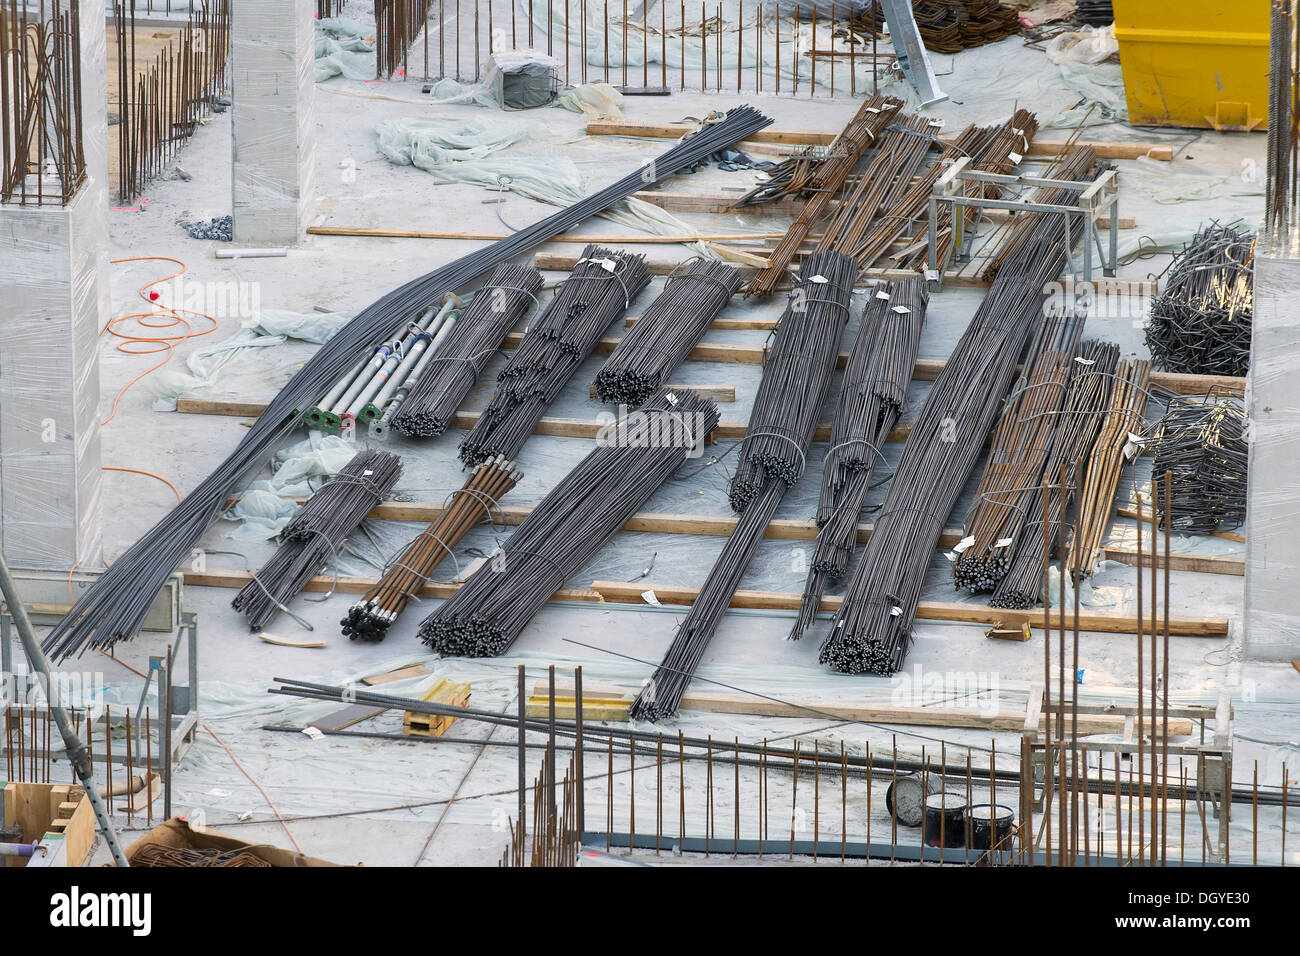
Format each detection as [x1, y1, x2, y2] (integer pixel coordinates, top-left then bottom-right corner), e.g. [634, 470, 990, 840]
[315, 16, 378, 82]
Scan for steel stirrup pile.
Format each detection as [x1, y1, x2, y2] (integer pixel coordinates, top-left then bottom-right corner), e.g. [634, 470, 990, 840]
[629, 251, 858, 721]
[420, 389, 720, 657]
[817, 147, 1099, 675]
[459, 246, 651, 466]
[951, 311, 1083, 594]
[390, 264, 543, 438]
[1144, 222, 1255, 377]
[592, 258, 742, 407]
[790, 277, 928, 641]
[1148, 396, 1249, 534]
[42, 104, 772, 661]
[340, 456, 521, 642]
[990, 339, 1121, 609]
[231, 449, 402, 631]
[1068, 359, 1152, 576]
[745, 95, 903, 297]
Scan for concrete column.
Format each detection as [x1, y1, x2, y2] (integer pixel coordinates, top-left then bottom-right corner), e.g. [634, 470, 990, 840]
[1244, 236, 1300, 661]
[230, 0, 316, 245]
[0, 0, 107, 570]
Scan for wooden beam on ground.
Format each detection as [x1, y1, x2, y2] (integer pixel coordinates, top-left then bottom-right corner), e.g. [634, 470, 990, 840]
[589, 382, 735, 402]
[307, 224, 787, 244]
[1099, 547, 1244, 576]
[182, 569, 602, 604]
[632, 189, 808, 217]
[1115, 506, 1247, 543]
[626, 315, 777, 330]
[588, 580, 1230, 636]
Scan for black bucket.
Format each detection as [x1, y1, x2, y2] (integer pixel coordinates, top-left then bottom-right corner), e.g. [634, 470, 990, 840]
[966, 803, 1015, 863]
[921, 792, 966, 848]
[885, 772, 941, 827]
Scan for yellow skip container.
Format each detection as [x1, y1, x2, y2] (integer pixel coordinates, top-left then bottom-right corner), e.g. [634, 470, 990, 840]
[1113, 0, 1270, 131]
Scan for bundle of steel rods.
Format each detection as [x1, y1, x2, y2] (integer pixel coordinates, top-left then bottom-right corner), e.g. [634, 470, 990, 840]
[593, 259, 742, 407]
[745, 95, 903, 297]
[41, 102, 773, 661]
[341, 457, 521, 641]
[630, 251, 858, 720]
[1267, 0, 1299, 236]
[817, 147, 1098, 675]
[989, 339, 1121, 609]
[1148, 395, 1249, 534]
[952, 313, 1083, 593]
[232, 449, 402, 631]
[855, 0, 1021, 54]
[421, 389, 720, 657]
[1144, 223, 1255, 377]
[1069, 359, 1152, 575]
[459, 247, 651, 466]
[790, 277, 928, 640]
[389, 264, 543, 438]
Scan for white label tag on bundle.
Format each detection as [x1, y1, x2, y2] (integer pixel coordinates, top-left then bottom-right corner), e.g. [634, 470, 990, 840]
[666, 391, 679, 406]
[995, 537, 1014, 548]
[1009, 152, 1023, 164]
[875, 290, 890, 300]
[363, 470, 373, 476]
[865, 106, 881, 113]
[600, 259, 617, 272]
[928, 119, 944, 128]
[943, 551, 956, 562]
[1014, 127, 1024, 137]
[924, 269, 940, 281]
[641, 589, 662, 606]
[953, 535, 976, 554]
[892, 305, 911, 314]
[890, 606, 903, 617]
[1075, 357, 1096, 365]
[302, 726, 324, 741]
[810, 274, 829, 284]
[1123, 431, 1145, 461]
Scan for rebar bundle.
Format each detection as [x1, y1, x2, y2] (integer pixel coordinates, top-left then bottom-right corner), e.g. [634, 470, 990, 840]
[459, 247, 651, 466]
[131, 844, 272, 867]
[745, 95, 903, 297]
[952, 313, 1083, 593]
[1069, 359, 1152, 575]
[630, 251, 858, 720]
[341, 457, 521, 642]
[593, 259, 742, 407]
[1148, 396, 1248, 534]
[989, 339, 1122, 609]
[390, 264, 543, 438]
[817, 147, 1098, 675]
[1267, 0, 1299, 236]
[855, 0, 1021, 54]
[1144, 223, 1255, 377]
[41, 102, 772, 662]
[232, 449, 402, 631]
[1075, 1, 1114, 27]
[790, 277, 928, 641]
[421, 388, 720, 657]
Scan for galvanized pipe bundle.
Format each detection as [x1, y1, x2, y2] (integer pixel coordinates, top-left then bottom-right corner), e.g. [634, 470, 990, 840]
[1144, 223, 1254, 377]
[231, 449, 402, 631]
[817, 148, 1098, 675]
[1069, 359, 1152, 576]
[459, 246, 651, 466]
[630, 251, 857, 721]
[306, 296, 461, 435]
[341, 457, 521, 642]
[593, 259, 742, 407]
[790, 277, 928, 641]
[952, 313, 1084, 594]
[421, 389, 720, 657]
[989, 339, 1121, 609]
[389, 264, 544, 438]
[42, 102, 772, 661]
[1149, 396, 1249, 534]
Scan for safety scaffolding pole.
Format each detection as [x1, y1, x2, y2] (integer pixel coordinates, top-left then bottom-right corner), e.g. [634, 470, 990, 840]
[0, 550, 130, 867]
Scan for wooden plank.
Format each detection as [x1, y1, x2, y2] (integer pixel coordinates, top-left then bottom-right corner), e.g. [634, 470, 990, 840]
[63, 796, 95, 868]
[626, 315, 777, 330]
[1100, 547, 1243, 576]
[183, 569, 603, 605]
[363, 663, 433, 685]
[4, 782, 47, 867]
[307, 224, 787, 244]
[631, 189, 808, 218]
[311, 704, 389, 733]
[258, 632, 328, 648]
[589, 382, 735, 402]
[707, 242, 772, 268]
[588, 580, 1229, 636]
[1115, 506, 1247, 543]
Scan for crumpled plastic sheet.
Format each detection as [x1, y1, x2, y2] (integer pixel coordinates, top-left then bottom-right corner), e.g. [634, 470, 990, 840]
[223, 433, 364, 539]
[150, 309, 351, 410]
[315, 16, 376, 82]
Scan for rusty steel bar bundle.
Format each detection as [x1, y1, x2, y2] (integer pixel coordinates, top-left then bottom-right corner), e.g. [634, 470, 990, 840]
[990, 339, 1121, 609]
[1144, 222, 1254, 377]
[422, 388, 721, 656]
[952, 312, 1084, 594]
[390, 264, 543, 438]
[745, 94, 902, 296]
[593, 258, 742, 407]
[630, 250, 857, 720]
[1, 0, 86, 205]
[376, 0, 434, 79]
[1267, 0, 1299, 235]
[1148, 395, 1249, 534]
[459, 246, 651, 466]
[817, 147, 1099, 675]
[41, 103, 772, 662]
[341, 456, 520, 641]
[1068, 359, 1152, 576]
[790, 277, 927, 640]
[232, 449, 403, 630]
[853, 0, 1020, 54]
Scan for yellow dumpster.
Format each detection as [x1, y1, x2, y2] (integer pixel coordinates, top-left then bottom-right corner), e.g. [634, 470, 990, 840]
[1113, 0, 1270, 130]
